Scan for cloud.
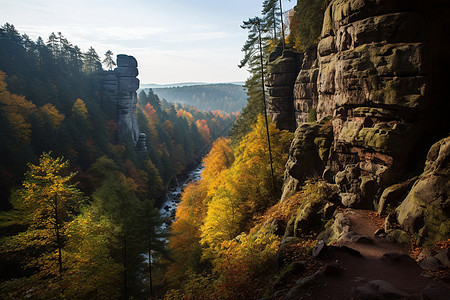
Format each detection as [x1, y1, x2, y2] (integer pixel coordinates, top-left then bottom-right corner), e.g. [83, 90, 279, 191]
[18, 24, 168, 41]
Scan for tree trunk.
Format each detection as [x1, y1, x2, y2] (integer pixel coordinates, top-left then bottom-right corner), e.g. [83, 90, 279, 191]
[257, 23, 275, 191]
[279, 0, 286, 50]
[148, 239, 153, 299]
[123, 236, 127, 299]
[54, 195, 63, 275]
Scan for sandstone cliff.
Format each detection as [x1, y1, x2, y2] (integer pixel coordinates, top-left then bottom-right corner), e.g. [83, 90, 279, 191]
[278, 0, 450, 246]
[266, 45, 301, 131]
[102, 54, 147, 151]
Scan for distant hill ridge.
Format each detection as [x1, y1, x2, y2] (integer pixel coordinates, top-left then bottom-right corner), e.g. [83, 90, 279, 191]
[141, 81, 245, 89]
[142, 83, 247, 114]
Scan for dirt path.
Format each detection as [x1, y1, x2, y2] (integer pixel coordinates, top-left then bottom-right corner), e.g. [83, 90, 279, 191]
[298, 209, 448, 299]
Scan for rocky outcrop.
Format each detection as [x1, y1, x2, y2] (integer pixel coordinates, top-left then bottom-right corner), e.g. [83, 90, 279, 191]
[318, 0, 432, 209]
[281, 120, 333, 201]
[293, 44, 319, 125]
[283, 0, 449, 207]
[395, 136, 450, 245]
[377, 177, 416, 214]
[266, 48, 301, 132]
[102, 54, 147, 151]
[280, 0, 450, 245]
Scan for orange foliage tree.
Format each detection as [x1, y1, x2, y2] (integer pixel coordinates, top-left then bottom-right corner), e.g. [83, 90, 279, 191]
[0, 71, 36, 143]
[200, 115, 292, 249]
[164, 116, 292, 298]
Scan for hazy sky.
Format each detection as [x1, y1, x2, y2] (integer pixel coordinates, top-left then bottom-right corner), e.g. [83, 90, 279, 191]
[1, 0, 296, 84]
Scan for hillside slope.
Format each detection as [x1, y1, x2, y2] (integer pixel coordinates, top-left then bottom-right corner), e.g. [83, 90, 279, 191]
[147, 83, 247, 114]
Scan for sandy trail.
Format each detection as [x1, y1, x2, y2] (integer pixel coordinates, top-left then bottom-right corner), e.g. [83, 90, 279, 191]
[304, 209, 438, 299]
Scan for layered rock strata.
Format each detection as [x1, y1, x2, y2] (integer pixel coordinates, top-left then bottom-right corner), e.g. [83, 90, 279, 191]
[293, 44, 319, 125]
[281, 0, 449, 244]
[281, 121, 333, 202]
[102, 54, 147, 152]
[266, 50, 301, 132]
[284, 0, 449, 205]
[318, 0, 431, 209]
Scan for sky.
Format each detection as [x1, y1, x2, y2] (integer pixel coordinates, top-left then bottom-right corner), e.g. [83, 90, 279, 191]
[1, 0, 296, 84]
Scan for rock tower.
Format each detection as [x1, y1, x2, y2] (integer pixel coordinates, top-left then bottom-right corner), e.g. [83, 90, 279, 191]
[102, 54, 147, 152]
[266, 45, 300, 132]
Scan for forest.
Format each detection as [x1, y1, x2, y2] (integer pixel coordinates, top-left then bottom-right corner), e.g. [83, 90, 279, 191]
[2, 0, 449, 299]
[0, 21, 235, 299]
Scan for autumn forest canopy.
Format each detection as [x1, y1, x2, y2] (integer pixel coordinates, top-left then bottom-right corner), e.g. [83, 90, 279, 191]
[1, 0, 329, 297]
[0, 20, 237, 298]
[2, 0, 449, 299]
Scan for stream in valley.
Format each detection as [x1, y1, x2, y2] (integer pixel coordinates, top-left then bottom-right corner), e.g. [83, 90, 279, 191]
[143, 164, 204, 265]
[159, 163, 205, 223]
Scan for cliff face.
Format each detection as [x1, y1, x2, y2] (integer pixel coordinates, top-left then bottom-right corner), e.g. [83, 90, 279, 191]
[318, 0, 431, 209]
[294, 44, 319, 124]
[280, 0, 450, 245]
[266, 46, 301, 131]
[102, 54, 147, 151]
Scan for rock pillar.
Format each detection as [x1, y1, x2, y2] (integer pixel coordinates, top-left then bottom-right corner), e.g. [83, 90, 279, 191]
[102, 54, 147, 151]
[266, 48, 301, 132]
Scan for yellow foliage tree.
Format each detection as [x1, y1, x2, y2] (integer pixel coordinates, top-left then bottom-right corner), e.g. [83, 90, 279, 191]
[200, 170, 245, 248]
[201, 137, 234, 198]
[165, 115, 292, 296]
[200, 115, 292, 249]
[177, 109, 194, 123]
[21, 152, 83, 275]
[72, 98, 88, 119]
[39, 103, 65, 128]
[165, 181, 208, 286]
[212, 226, 280, 299]
[62, 206, 123, 299]
[0, 71, 36, 142]
[0, 153, 85, 299]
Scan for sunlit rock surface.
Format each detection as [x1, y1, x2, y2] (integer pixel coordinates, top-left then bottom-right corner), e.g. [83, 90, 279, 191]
[102, 54, 147, 151]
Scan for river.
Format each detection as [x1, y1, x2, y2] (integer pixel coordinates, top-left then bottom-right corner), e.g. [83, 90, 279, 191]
[143, 163, 204, 265]
[159, 163, 205, 222]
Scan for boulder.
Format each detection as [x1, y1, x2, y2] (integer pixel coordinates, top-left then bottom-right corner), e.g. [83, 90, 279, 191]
[284, 182, 339, 236]
[385, 229, 410, 244]
[282, 272, 319, 300]
[339, 230, 359, 242]
[419, 257, 441, 271]
[416, 249, 432, 262]
[329, 245, 363, 257]
[318, 212, 352, 244]
[312, 240, 326, 258]
[350, 235, 374, 245]
[395, 136, 450, 245]
[340, 192, 359, 207]
[377, 178, 416, 214]
[320, 262, 343, 277]
[380, 252, 417, 267]
[434, 249, 450, 268]
[281, 122, 333, 201]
